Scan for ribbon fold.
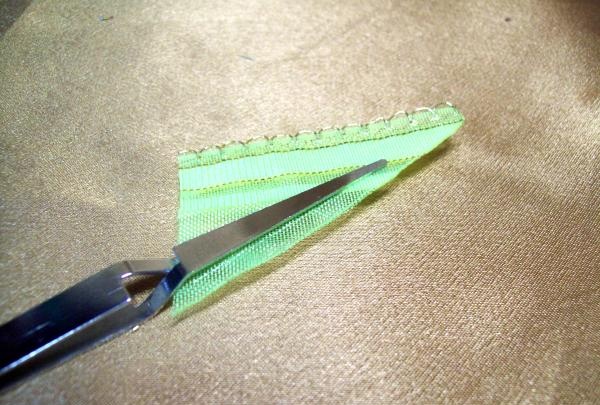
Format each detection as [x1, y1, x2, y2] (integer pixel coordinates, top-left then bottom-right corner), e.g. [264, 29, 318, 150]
[174, 104, 464, 315]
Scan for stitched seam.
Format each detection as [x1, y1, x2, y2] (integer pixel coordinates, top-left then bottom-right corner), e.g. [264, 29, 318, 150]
[180, 156, 416, 193]
[180, 115, 463, 170]
[180, 118, 461, 169]
[178, 105, 462, 167]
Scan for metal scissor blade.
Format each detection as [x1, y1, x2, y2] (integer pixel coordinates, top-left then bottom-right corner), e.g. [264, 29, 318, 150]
[0, 159, 386, 391]
[173, 159, 387, 276]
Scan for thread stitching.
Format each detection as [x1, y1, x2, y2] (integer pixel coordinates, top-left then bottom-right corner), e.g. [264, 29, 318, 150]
[181, 115, 462, 170]
[179, 103, 461, 169]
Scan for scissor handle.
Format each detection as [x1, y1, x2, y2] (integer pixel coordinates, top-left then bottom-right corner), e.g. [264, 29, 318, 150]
[0, 258, 173, 391]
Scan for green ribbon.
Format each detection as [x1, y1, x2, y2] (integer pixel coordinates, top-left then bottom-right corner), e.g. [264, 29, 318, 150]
[174, 104, 464, 315]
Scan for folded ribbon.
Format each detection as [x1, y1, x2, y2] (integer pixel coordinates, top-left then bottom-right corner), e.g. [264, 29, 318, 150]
[174, 104, 464, 315]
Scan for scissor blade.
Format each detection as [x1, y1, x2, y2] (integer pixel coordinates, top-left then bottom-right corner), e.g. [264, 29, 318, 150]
[173, 159, 387, 276]
[0, 160, 386, 392]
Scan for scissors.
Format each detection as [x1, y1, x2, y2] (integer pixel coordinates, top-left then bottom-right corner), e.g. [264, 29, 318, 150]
[0, 159, 386, 391]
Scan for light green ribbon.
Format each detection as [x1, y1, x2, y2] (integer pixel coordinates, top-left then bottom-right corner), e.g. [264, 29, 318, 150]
[174, 104, 464, 315]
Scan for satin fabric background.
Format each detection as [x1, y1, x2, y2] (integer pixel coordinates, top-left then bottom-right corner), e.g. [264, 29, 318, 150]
[0, 0, 598, 403]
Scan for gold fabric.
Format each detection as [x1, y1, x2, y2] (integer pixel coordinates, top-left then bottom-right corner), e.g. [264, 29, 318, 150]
[1, 0, 598, 403]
